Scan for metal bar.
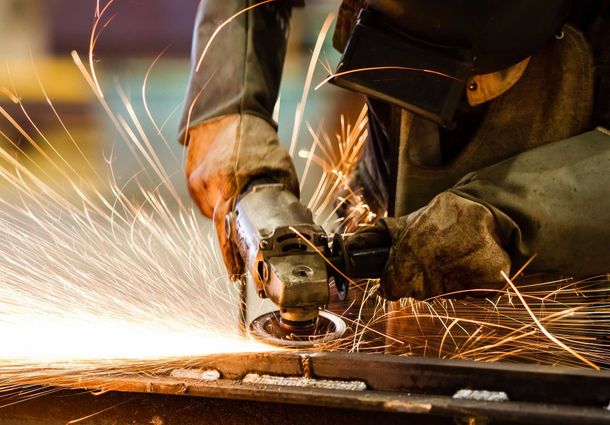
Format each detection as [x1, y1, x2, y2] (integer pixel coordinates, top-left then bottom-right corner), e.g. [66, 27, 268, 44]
[1, 352, 609, 424]
[133, 351, 610, 406]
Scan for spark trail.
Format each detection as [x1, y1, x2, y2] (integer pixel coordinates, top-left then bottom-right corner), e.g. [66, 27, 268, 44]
[0, 89, 273, 363]
[0, 1, 279, 370]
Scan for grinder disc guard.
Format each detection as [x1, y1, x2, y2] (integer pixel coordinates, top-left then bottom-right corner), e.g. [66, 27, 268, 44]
[250, 311, 347, 348]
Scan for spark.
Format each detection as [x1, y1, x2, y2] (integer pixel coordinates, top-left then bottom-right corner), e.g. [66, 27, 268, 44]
[367, 278, 610, 367]
[66, 398, 137, 424]
[500, 271, 599, 370]
[288, 13, 336, 157]
[0, 3, 279, 375]
[89, 0, 116, 98]
[142, 45, 180, 163]
[194, 0, 278, 73]
[0, 314, 271, 362]
[315, 66, 464, 91]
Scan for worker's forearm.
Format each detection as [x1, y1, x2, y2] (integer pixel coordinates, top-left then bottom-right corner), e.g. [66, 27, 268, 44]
[450, 128, 610, 277]
[179, 0, 293, 144]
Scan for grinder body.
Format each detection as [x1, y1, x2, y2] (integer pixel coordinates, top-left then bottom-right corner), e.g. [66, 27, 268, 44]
[229, 184, 391, 342]
[230, 184, 330, 327]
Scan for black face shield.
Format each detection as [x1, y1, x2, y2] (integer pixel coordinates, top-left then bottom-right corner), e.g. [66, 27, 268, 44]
[332, 0, 573, 127]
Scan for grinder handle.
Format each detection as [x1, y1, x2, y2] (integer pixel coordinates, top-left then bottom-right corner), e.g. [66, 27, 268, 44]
[341, 246, 390, 279]
[327, 233, 390, 300]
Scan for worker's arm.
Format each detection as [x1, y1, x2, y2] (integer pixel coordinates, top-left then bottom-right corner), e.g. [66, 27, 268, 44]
[370, 129, 610, 300]
[181, 0, 300, 278]
[179, 0, 298, 140]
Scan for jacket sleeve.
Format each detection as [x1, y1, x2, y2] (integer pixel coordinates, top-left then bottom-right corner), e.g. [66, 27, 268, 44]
[449, 128, 610, 277]
[179, 0, 296, 144]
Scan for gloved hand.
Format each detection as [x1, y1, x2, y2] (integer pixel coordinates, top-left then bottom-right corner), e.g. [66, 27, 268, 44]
[185, 113, 299, 280]
[370, 192, 511, 300]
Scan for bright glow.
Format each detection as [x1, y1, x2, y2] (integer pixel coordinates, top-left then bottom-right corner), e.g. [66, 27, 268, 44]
[0, 314, 273, 362]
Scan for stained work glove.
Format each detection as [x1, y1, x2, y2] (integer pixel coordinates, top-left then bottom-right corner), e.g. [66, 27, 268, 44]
[374, 193, 510, 301]
[185, 114, 298, 279]
[360, 129, 610, 301]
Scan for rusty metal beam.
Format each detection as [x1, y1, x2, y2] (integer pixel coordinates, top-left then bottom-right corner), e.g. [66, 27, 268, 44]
[1, 352, 609, 424]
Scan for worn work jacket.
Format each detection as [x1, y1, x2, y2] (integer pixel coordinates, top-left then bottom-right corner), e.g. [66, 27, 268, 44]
[180, 1, 610, 280]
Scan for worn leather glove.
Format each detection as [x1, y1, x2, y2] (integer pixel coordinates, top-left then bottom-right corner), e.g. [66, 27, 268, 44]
[373, 192, 511, 300]
[185, 113, 299, 280]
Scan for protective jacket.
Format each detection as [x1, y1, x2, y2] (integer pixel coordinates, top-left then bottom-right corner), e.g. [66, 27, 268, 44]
[181, 0, 610, 294]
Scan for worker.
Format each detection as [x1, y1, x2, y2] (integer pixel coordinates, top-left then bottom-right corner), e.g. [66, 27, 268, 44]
[181, 0, 610, 302]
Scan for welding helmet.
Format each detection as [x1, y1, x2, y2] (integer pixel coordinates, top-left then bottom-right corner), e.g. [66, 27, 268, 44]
[332, 0, 573, 127]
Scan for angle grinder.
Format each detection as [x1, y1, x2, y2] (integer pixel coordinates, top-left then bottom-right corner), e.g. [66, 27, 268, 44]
[227, 183, 389, 348]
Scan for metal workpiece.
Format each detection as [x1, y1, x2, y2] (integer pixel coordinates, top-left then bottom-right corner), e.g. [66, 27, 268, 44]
[3, 352, 610, 425]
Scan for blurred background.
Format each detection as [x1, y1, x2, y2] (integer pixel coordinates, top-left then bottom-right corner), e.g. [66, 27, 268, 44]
[0, 0, 362, 200]
[0, 0, 365, 325]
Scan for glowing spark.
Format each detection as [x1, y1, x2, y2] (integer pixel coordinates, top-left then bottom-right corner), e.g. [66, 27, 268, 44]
[288, 225, 352, 284]
[142, 45, 180, 163]
[88, 0, 116, 98]
[511, 254, 538, 280]
[194, 0, 278, 73]
[0, 315, 272, 362]
[288, 13, 336, 157]
[500, 271, 600, 370]
[67, 398, 137, 424]
[315, 66, 464, 91]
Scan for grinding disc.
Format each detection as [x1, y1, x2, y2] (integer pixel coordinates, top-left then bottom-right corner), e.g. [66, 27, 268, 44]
[249, 311, 347, 348]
